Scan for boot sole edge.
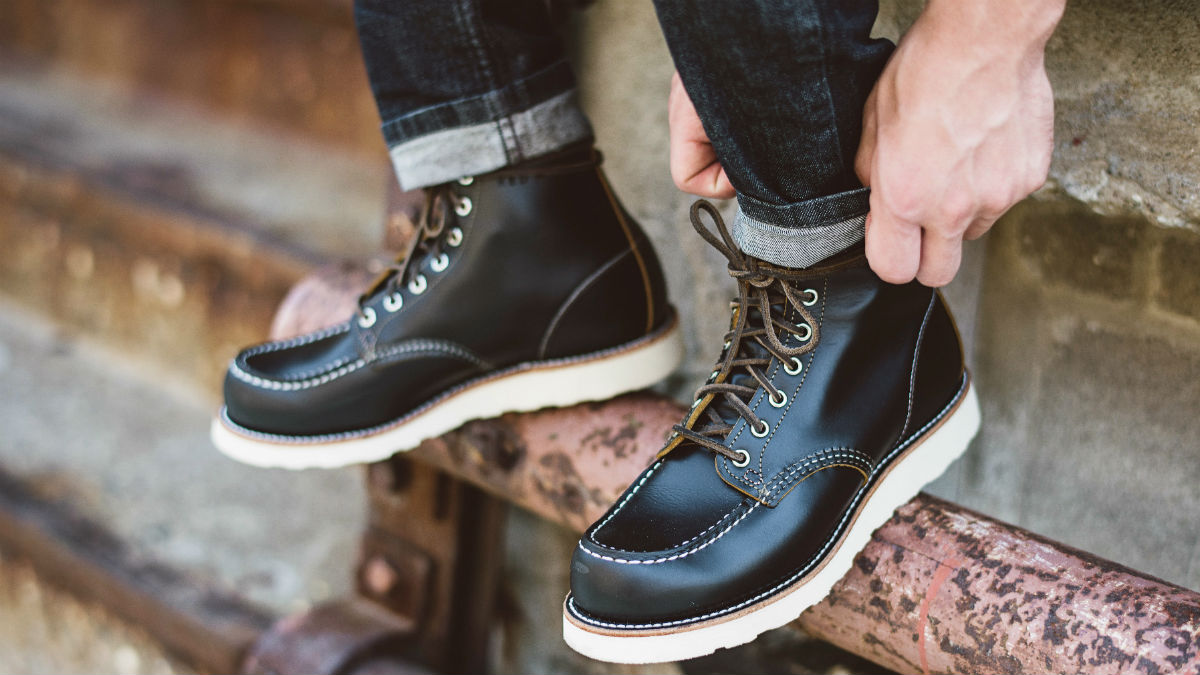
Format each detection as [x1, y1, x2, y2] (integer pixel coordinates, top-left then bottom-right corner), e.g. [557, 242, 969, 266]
[211, 314, 685, 469]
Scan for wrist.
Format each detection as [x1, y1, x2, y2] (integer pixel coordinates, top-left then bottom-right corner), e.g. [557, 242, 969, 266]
[920, 0, 1064, 56]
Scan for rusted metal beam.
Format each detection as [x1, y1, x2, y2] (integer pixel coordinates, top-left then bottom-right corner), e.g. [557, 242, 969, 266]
[243, 598, 429, 675]
[359, 458, 507, 674]
[275, 265, 1200, 674]
[0, 464, 438, 675]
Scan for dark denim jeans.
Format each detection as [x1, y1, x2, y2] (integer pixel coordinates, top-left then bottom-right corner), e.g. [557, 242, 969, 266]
[354, 0, 893, 267]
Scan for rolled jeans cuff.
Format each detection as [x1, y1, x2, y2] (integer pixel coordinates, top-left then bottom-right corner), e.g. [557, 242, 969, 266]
[385, 81, 593, 190]
[732, 187, 870, 268]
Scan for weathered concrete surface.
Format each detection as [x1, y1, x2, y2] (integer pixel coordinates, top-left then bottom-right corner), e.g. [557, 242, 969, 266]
[947, 198, 1200, 591]
[0, 0, 382, 153]
[876, 0, 1200, 230]
[0, 552, 187, 675]
[0, 300, 363, 618]
[0, 64, 386, 393]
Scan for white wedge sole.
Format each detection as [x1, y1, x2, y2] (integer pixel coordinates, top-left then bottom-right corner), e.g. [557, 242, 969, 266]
[213, 319, 685, 470]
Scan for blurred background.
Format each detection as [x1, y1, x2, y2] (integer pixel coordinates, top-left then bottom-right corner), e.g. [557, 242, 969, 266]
[0, 1, 1198, 673]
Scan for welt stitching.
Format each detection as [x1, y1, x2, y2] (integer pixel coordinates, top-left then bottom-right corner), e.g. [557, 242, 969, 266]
[537, 249, 632, 359]
[567, 375, 968, 629]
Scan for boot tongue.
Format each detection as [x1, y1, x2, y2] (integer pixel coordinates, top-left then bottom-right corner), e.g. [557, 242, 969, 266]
[706, 301, 781, 429]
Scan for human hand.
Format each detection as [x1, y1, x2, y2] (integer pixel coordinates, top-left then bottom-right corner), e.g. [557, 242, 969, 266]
[855, 0, 1063, 286]
[668, 71, 735, 199]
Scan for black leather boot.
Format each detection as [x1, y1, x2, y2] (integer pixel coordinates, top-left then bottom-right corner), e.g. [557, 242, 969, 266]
[563, 201, 979, 663]
[212, 151, 682, 469]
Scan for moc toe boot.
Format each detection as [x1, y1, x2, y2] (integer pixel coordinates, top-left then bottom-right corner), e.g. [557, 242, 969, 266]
[563, 201, 980, 663]
[212, 151, 683, 469]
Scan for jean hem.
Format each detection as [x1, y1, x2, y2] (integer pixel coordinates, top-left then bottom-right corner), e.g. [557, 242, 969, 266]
[732, 189, 869, 268]
[387, 90, 593, 190]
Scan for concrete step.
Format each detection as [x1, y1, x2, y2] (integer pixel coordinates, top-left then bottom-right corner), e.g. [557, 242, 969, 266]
[0, 0, 382, 153]
[0, 60, 388, 391]
[0, 297, 364, 672]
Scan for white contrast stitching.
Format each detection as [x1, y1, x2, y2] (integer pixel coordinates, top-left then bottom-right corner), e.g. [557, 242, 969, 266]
[760, 449, 873, 502]
[578, 502, 758, 565]
[231, 339, 486, 391]
[568, 375, 968, 630]
[724, 276, 826, 489]
[221, 317, 681, 444]
[589, 460, 663, 540]
[898, 292, 936, 443]
[240, 322, 350, 358]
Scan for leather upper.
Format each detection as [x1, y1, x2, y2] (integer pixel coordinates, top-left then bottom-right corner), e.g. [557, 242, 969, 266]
[568, 252, 967, 626]
[223, 157, 671, 437]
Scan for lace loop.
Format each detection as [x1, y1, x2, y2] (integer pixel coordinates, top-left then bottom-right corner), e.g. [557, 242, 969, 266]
[672, 201, 822, 463]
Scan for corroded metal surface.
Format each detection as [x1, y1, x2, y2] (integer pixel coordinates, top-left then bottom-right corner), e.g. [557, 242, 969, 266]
[361, 459, 506, 674]
[275, 266, 1200, 674]
[270, 262, 377, 338]
[412, 396, 682, 533]
[800, 496, 1200, 675]
[0, 0, 381, 152]
[243, 598, 426, 675]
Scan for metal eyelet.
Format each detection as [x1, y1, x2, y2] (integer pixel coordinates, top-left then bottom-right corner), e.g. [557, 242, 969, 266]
[357, 306, 376, 328]
[447, 227, 463, 247]
[793, 323, 812, 341]
[457, 176, 474, 186]
[454, 196, 473, 217]
[750, 420, 769, 438]
[769, 390, 787, 408]
[802, 288, 819, 306]
[383, 292, 403, 312]
[731, 449, 751, 468]
[784, 357, 803, 376]
[430, 253, 449, 272]
[723, 340, 731, 350]
[408, 274, 427, 295]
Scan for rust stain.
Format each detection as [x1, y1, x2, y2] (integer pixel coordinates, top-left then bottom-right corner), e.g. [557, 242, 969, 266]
[919, 555, 962, 675]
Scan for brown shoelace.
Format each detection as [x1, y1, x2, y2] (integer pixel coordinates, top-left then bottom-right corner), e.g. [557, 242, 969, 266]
[355, 150, 604, 324]
[672, 200, 821, 463]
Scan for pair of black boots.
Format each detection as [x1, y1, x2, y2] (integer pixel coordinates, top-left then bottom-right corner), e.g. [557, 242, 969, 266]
[212, 148, 979, 664]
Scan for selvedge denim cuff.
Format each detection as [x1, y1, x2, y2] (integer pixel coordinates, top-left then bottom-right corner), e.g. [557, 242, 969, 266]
[382, 60, 593, 190]
[732, 187, 870, 268]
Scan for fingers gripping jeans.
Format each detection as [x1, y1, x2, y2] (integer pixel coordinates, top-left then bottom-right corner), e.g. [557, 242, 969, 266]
[354, 0, 893, 267]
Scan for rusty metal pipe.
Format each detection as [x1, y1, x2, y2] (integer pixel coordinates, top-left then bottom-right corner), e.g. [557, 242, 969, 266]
[275, 268, 1200, 675]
